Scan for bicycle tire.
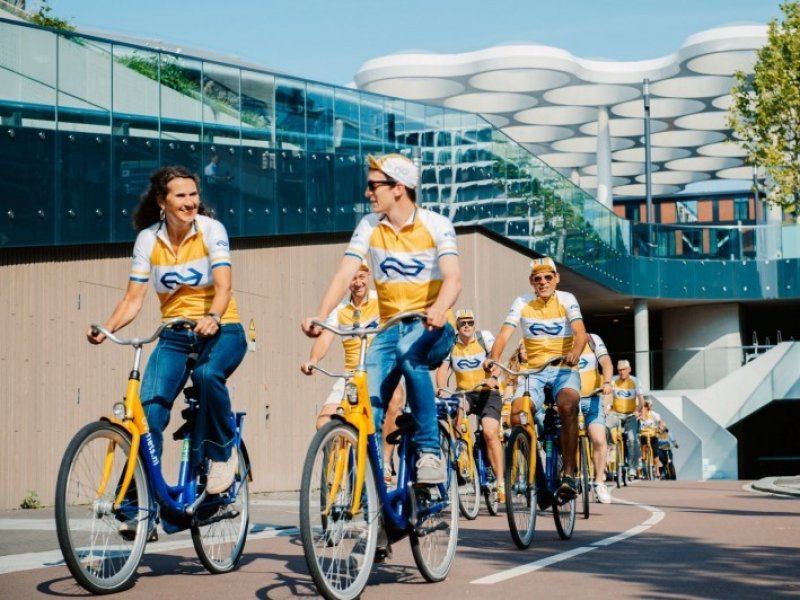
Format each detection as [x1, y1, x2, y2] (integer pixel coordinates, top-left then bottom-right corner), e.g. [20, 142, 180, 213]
[615, 440, 624, 488]
[191, 444, 249, 573]
[410, 424, 459, 582]
[300, 421, 378, 600]
[456, 438, 480, 520]
[483, 463, 500, 516]
[504, 428, 537, 549]
[55, 421, 150, 594]
[579, 436, 591, 519]
[552, 449, 576, 540]
[667, 462, 677, 480]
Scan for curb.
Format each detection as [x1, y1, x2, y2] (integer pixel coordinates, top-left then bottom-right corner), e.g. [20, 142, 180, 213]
[751, 477, 800, 498]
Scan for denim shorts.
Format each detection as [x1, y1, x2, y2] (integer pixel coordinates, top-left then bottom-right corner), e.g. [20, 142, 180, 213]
[580, 394, 606, 428]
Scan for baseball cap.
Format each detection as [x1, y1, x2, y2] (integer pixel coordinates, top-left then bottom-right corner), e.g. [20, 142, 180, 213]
[455, 309, 475, 322]
[617, 359, 631, 370]
[530, 257, 557, 274]
[367, 153, 418, 188]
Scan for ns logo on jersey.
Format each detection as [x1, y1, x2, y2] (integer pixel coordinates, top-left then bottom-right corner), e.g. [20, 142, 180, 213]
[528, 322, 563, 337]
[379, 256, 425, 278]
[160, 267, 203, 290]
[455, 357, 482, 370]
[616, 389, 635, 398]
[578, 356, 590, 370]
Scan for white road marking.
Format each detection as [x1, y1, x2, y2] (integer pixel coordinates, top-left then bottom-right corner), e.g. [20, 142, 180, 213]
[472, 491, 665, 585]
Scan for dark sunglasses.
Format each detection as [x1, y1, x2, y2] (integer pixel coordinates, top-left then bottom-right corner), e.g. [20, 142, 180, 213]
[458, 320, 474, 327]
[366, 180, 396, 191]
[532, 273, 555, 283]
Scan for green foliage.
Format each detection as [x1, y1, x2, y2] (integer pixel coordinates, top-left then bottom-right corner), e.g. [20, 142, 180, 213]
[729, 1, 800, 214]
[29, 0, 75, 31]
[20, 489, 43, 509]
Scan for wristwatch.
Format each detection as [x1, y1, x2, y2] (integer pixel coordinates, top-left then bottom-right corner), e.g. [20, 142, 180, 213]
[207, 312, 222, 325]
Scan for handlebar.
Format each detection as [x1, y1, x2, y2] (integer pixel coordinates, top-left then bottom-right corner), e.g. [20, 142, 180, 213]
[487, 355, 565, 377]
[308, 364, 350, 380]
[310, 310, 428, 339]
[91, 317, 197, 347]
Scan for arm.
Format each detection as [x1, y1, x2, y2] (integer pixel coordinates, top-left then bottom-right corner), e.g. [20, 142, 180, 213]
[301, 329, 335, 375]
[435, 360, 451, 395]
[86, 281, 148, 344]
[565, 318, 587, 367]
[301, 255, 361, 337]
[196, 264, 233, 337]
[485, 324, 515, 374]
[598, 353, 614, 410]
[427, 254, 461, 328]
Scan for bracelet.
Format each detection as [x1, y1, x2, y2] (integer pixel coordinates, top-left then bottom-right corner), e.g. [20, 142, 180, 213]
[207, 312, 222, 325]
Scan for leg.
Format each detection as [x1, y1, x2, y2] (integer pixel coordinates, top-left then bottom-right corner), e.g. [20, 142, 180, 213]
[366, 325, 402, 468]
[556, 388, 580, 475]
[382, 382, 405, 472]
[589, 423, 608, 484]
[191, 324, 247, 465]
[476, 389, 504, 496]
[316, 378, 345, 431]
[624, 416, 641, 474]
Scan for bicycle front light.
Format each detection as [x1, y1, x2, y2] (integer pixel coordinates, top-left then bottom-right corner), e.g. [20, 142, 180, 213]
[344, 382, 359, 405]
[112, 402, 126, 420]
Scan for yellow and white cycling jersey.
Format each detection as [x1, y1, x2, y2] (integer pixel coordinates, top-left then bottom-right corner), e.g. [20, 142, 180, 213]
[129, 214, 240, 323]
[578, 333, 609, 397]
[448, 330, 495, 391]
[611, 375, 643, 414]
[503, 290, 583, 369]
[344, 208, 458, 322]
[324, 290, 380, 371]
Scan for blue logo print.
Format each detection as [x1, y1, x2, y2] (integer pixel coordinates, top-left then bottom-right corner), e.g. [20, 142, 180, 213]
[455, 358, 482, 370]
[578, 357, 589, 370]
[528, 322, 563, 336]
[160, 268, 203, 289]
[380, 256, 425, 278]
[617, 389, 635, 398]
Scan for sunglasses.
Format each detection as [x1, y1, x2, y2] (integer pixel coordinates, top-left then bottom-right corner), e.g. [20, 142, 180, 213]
[532, 273, 555, 283]
[458, 320, 474, 327]
[366, 180, 396, 192]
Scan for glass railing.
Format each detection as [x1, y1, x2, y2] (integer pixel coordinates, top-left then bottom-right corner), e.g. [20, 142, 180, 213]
[1, 17, 799, 301]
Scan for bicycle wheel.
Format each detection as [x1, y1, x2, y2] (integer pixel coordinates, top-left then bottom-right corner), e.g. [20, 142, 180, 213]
[505, 428, 537, 549]
[456, 439, 480, 520]
[55, 421, 150, 594]
[552, 448, 576, 540]
[300, 421, 378, 600]
[579, 436, 591, 519]
[642, 446, 653, 480]
[483, 463, 500, 516]
[666, 461, 677, 480]
[411, 425, 459, 582]
[615, 440, 624, 488]
[192, 445, 249, 573]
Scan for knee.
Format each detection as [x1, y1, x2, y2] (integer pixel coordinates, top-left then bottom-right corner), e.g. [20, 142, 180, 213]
[482, 418, 499, 439]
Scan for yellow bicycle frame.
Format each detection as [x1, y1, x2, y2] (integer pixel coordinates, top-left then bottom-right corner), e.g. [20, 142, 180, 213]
[509, 392, 538, 486]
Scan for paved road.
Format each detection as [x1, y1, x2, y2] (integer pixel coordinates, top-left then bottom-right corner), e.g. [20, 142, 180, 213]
[1, 480, 798, 598]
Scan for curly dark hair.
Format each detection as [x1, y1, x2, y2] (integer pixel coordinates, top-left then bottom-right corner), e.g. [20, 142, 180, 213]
[132, 165, 208, 231]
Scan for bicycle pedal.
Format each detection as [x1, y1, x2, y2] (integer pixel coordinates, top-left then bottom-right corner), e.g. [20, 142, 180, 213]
[374, 544, 392, 564]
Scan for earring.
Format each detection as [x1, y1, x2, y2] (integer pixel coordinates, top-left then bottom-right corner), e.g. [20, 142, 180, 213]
[159, 209, 165, 220]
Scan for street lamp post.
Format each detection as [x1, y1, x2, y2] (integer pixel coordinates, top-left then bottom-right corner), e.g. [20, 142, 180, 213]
[643, 78, 653, 249]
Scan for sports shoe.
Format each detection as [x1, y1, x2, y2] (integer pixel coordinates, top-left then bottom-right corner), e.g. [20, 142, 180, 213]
[207, 451, 238, 494]
[415, 453, 446, 484]
[557, 475, 578, 499]
[594, 482, 611, 504]
[496, 482, 506, 504]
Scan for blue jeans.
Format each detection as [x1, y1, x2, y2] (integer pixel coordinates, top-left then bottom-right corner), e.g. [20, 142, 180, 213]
[141, 323, 247, 466]
[366, 320, 454, 456]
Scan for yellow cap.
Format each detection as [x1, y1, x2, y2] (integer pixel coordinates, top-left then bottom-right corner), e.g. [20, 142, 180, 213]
[530, 257, 557, 274]
[367, 153, 418, 188]
[455, 309, 475, 322]
[617, 359, 631, 370]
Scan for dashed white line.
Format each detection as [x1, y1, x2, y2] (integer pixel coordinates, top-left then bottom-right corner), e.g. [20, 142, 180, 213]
[471, 493, 665, 585]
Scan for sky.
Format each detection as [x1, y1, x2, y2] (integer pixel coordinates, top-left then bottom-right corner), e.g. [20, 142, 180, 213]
[42, 0, 784, 87]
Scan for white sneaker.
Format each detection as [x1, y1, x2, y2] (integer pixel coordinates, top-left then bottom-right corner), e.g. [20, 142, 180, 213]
[595, 482, 612, 504]
[207, 451, 238, 494]
[415, 453, 446, 484]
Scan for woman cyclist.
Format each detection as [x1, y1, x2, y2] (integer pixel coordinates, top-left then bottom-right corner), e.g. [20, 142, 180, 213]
[86, 165, 247, 495]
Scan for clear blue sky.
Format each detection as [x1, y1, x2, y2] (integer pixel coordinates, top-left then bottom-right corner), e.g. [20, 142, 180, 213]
[43, 0, 783, 86]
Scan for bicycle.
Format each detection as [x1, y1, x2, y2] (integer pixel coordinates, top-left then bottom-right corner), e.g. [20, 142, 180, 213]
[639, 425, 658, 480]
[55, 318, 251, 594]
[439, 387, 501, 519]
[492, 357, 577, 549]
[577, 388, 602, 519]
[300, 311, 458, 600]
[657, 432, 678, 480]
[606, 411, 631, 488]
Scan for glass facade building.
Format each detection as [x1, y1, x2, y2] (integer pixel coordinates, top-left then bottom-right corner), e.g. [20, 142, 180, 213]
[1, 17, 799, 301]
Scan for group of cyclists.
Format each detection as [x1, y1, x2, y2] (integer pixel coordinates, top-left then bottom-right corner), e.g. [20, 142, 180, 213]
[86, 152, 678, 588]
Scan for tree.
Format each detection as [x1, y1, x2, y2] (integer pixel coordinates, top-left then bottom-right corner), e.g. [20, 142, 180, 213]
[29, 0, 74, 31]
[729, 1, 800, 215]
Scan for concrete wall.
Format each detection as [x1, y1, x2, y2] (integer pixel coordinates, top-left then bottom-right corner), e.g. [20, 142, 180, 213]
[0, 229, 538, 510]
[661, 303, 744, 389]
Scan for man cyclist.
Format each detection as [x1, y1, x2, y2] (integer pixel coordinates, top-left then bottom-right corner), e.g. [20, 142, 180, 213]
[435, 309, 505, 502]
[300, 263, 404, 474]
[607, 359, 644, 479]
[577, 333, 614, 504]
[486, 257, 587, 499]
[302, 152, 461, 485]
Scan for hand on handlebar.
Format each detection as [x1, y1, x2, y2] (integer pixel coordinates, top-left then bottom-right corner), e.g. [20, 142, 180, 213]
[86, 326, 107, 345]
[424, 306, 448, 329]
[563, 347, 582, 367]
[300, 362, 316, 376]
[301, 317, 324, 338]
